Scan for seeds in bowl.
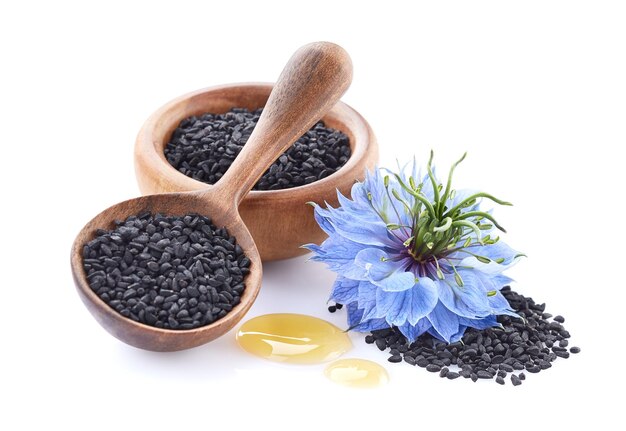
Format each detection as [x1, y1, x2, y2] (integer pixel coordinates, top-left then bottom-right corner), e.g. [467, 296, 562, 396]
[82, 212, 249, 330]
[164, 107, 351, 190]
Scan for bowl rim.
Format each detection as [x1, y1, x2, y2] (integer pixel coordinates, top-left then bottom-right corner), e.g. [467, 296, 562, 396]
[135, 82, 376, 202]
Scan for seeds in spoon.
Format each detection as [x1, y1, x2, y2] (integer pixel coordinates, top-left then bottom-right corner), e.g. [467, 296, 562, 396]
[82, 212, 249, 329]
[164, 107, 351, 190]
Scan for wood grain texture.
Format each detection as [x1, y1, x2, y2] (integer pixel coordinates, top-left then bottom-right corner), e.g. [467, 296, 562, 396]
[134, 83, 378, 260]
[71, 42, 354, 351]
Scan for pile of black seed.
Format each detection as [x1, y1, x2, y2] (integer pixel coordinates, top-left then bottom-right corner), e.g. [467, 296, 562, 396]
[164, 108, 351, 190]
[333, 287, 580, 386]
[82, 212, 249, 330]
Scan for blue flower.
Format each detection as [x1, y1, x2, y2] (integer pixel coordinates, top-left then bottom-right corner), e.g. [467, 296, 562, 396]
[304, 152, 524, 343]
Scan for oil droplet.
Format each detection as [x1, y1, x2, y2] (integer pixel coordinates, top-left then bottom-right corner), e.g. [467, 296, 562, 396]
[236, 313, 352, 364]
[324, 359, 389, 388]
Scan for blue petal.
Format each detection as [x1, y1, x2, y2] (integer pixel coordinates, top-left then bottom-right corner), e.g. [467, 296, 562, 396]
[354, 248, 393, 275]
[304, 235, 369, 280]
[377, 271, 417, 292]
[492, 274, 514, 288]
[465, 271, 512, 294]
[459, 240, 523, 274]
[436, 271, 492, 319]
[354, 248, 415, 292]
[363, 169, 390, 218]
[398, 317, 432, 342]
[375, 277, 438, 326]
[336, 191, 377, 224]
[428, 324, 466, 343]
[310, 204, 335, 234]
[376, 173, 414, 226]
[352, 317, 390, 332]
[347, 299, 390, 332]
[314, 191, 395, 248]
[375, 289, 410, 326]
[357, 281, 379, 321]
[449, 325, 468, 342]
[486, 290, 511, 310]
[459, 315, 499, 330]
[329, 277, 359, 304]
[487, 291, 520, 318]
[406, 277, 439, 324]
[328, 216, 393, 247]
[349, 178, 375, 209]
[346, 301, 363, 327]
[358, 167, 416, 227]
[427, 302, 460, 343]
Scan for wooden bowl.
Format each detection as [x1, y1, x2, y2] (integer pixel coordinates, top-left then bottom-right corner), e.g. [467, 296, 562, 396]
[134, 83, 378, 261]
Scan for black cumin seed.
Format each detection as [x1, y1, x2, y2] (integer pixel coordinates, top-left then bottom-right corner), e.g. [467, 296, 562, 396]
[83, 213, 247, 330]
[364, 287, 578, 386]
[511, 374, 522, 386]
[164, 108, 351, 191]
[426, 364, 441, 373]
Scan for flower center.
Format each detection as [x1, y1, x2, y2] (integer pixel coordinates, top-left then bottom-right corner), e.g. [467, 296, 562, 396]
[370, 151, 514, 287]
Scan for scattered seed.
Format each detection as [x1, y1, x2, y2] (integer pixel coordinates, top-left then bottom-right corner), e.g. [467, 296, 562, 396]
[363, 287, 579, 386]
[477, 370, 492, 379]
[426, 364, 441, 373]
[446, 372, 460, 380]
[511, 374, 522, 386]
[416, 358, 429, 368]
[499, 364, 514, 373]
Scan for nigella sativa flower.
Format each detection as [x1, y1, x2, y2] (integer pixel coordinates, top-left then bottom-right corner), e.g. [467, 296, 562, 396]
[304, 152, 524, 343]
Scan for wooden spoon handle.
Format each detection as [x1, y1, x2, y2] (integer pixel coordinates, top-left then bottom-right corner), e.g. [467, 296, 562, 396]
[210, 41, 353, 204]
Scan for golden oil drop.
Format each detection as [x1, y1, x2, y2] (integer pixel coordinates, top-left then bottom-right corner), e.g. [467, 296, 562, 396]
[324, 359, 389, 388]
[236, 313, 352, 364]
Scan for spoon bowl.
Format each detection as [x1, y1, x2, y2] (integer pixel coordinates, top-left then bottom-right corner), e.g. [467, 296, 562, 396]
[71, 42, 353, 351]
[71, 191, 261, 351]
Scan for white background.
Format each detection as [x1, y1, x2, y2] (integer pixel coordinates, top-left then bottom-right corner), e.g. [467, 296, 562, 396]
[1, 1, 624, 429]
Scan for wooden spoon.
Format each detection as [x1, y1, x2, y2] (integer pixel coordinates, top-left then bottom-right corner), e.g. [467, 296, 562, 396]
[70, 42, 353, 351]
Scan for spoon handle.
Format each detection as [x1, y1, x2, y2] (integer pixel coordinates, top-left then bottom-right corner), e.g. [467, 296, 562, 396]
[211, 41, 353, 204]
